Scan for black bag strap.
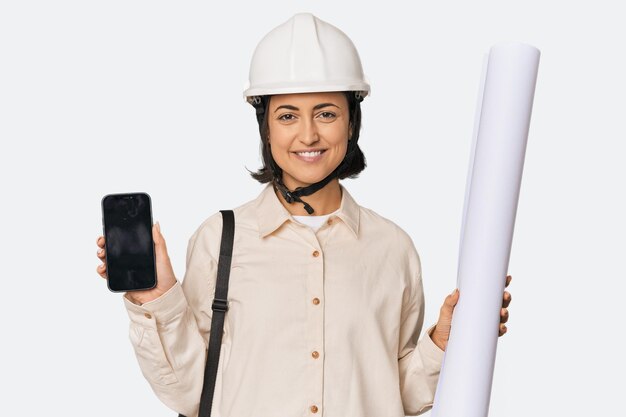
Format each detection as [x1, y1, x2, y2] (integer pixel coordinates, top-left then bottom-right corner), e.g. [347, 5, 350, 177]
[179, 209, 234, 417]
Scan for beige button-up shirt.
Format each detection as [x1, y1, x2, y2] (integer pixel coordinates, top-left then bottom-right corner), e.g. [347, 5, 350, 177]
[123, 182, 445, 417]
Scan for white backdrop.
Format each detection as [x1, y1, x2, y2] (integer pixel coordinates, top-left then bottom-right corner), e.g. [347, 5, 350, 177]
[1, 1, 623, 416]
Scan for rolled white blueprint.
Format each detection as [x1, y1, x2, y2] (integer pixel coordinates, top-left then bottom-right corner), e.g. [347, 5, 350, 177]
[431, 42, 540, 417]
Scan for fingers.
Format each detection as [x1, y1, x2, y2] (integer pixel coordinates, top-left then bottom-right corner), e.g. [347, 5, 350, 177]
[96, 262, 107, 279]
[96, 239, 106, 265]
[502, 291, 512, 308]
[500, 307, 509, 323]
[96, 235, 107, 279]
[500, 277, 511, 336]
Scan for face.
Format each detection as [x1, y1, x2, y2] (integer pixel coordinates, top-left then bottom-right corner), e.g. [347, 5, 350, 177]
[267, 92, 351, 190]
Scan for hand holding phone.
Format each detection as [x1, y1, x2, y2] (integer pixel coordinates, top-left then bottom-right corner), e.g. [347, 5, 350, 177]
[96, 224, 176, 304]
[97, 193, 176, 303]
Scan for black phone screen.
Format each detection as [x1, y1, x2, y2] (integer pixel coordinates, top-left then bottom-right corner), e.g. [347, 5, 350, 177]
[101, 192, 157, 292]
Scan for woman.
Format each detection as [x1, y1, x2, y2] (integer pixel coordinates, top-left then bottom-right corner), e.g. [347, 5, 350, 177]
[95, 13, 512, 417]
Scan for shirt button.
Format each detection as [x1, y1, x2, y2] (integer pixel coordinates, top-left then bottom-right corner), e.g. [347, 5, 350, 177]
[312, 250, 320, 257]
[311, 351, 319, 359]
[312, 297, 320, 305]
[327, 218, 333, 225]
[144, 313, 152, 319]
[310, 405, 318, 413]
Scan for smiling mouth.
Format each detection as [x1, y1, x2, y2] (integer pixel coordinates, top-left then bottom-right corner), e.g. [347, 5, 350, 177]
[292, 150, 327, 156]
[292, 149, 327, 162]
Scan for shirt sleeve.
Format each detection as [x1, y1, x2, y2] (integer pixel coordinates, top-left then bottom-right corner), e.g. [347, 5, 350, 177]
[122, 220, 220, 417]
[397, 255, 445, 416]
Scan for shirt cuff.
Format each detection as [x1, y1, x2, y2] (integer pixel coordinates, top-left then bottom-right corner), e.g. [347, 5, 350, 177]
[418, 323, 445, 364]
[122, 280, 187, 329]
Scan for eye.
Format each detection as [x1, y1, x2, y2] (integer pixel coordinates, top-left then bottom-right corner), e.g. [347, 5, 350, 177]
[278, 113, 296, 122]
[318, 111, 336, 120]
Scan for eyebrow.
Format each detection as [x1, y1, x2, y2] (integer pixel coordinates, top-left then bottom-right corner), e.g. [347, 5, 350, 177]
[273, 103, 340, 113]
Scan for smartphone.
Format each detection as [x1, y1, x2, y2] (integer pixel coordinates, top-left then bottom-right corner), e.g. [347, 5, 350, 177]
[101, 192, 157, 293]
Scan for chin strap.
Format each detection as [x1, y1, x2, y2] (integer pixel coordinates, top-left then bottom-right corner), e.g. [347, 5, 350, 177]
[271, 138, 358, 215]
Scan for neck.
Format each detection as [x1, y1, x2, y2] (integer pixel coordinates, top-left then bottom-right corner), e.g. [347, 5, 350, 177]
[274, 177, 342, 216]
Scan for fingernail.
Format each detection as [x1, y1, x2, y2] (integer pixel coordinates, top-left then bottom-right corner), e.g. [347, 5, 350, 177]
[156, 221, 161, 232]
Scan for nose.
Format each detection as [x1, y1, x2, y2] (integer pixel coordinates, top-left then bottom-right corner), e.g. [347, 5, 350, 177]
[298, 116, 320, 145]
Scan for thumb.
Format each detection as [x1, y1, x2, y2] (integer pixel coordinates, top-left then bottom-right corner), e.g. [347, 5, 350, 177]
[153, 221, 168, 255]
[440, 288, 460, 318]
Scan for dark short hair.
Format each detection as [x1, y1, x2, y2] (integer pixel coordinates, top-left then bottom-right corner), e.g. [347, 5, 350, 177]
[247, 91, 367, 184]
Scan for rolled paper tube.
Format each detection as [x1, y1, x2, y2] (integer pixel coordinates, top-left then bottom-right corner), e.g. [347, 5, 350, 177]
[430, 42, 540, 417]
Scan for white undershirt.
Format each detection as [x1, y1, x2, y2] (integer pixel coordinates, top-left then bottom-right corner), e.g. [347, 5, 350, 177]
[292, 209, 339, 231]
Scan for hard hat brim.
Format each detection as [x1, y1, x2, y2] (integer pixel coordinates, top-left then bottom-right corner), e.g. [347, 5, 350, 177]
[243, 82, 370, 103]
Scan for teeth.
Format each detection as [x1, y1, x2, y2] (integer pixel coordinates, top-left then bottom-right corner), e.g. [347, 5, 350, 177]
[297, 151, 323, 157]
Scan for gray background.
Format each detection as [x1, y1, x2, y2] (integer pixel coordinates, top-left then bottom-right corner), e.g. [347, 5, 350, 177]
[1, 0, 623, 415]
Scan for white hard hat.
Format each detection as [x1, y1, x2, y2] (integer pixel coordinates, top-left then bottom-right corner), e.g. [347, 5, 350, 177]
[243, 12, 371, 104]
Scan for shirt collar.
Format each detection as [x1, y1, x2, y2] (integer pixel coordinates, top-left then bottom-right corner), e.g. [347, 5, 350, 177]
[256, 182, 360, 239]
